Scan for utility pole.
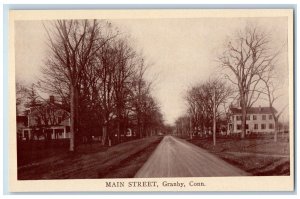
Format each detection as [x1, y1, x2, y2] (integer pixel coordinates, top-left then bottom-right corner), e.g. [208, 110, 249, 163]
[213, 87, 216, 146]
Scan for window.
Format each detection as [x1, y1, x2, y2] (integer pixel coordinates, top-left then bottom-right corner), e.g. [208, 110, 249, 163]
[37, 117, 41, 125]
[236, 115, 241, 121]
[254, 124, 258, 129]
[246, 124, 249, 129]
[253, 115, 257, 120]
[262, 115, 266, 120]
[261, 124, 266, 129]
[269, 123, 274, 129]
[269, 115, 273, 120]
[24, 118, 28, 127]
[246, 115, 250, 120]
[237, 124, 241, 130]
[58, 116, 62, 124]
[24, 130, 29, 137]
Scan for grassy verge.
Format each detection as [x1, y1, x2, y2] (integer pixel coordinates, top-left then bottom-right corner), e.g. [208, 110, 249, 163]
[18, 136, 162, 180]
[187, 134, 290, 176]
[98, 138, 161, 178]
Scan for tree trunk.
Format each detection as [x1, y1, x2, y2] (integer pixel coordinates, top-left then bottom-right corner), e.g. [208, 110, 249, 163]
[138, 118, 142, 138]
[69, 86, 78, 152]
[241, 104, 247, 139]
[75, 86, 79, 147]
[117, 117, 120, 143]
[213, 89, 216, 145]
[69, 86, 76, 152]
[213, 114, 216, 145]
[102, 125, 107, 145]
[189, 117, 193, 140]
[274, 117, 279, 142]
[138, 124, 143, 138]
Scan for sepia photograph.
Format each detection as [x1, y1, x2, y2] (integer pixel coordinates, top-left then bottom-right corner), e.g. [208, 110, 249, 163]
[9, 9, 294, 192]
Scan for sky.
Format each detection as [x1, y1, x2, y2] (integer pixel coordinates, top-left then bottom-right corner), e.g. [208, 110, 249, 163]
[15, 17, 289, 125]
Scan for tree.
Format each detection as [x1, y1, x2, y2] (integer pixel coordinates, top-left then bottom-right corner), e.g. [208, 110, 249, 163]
[130, 58, 153, 138]
[40, 20, 164, 148]
[174, 115, 190, 137]
[218, 25, 280, 138]
[111, 39, 136, 142]
[92, 39, 119, 145]
[204, 79, 234, 145]
[261, 70, 288, 142]
[184, 78, 233, 142]
[141, 95, 161, 137]
[43, 19, 103, 151]
[16, 81, 28, 115]
[186, 86, 206, 138]
[26, 84, 40, 107]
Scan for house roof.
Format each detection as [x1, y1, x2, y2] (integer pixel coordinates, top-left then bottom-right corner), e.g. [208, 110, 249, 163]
[29, 101, 67, 110]
[28, 101, 70, 116]
[230, 107, 277, 114]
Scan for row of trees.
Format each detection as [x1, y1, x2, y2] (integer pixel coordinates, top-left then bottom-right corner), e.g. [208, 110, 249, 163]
[17, 20, 165, 151]
[175, 79, 233, 141]
[175, 25, 287, 142]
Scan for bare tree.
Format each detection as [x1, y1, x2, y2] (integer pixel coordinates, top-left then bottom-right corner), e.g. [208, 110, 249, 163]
[175, 115, 190, 137]
[93, 40, 118, 145]
[185, 86, 204, 139]
[205, 79, 234, 145]
[130, 58, 153, 138]
[16, 81, 28, 115]
[40, 20, 165, 147]
[261, 70, 288, 142]
[218, 25, 280, 138]
[184, 78, 233, 142]
[112, 39, 136, 143]
[43, 19, 103, 152]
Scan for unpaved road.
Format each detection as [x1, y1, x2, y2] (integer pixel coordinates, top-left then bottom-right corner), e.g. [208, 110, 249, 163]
[135, 135, 249, 177]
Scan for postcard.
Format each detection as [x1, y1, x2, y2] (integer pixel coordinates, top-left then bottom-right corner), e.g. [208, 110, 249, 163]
[9, 8, 294, 192]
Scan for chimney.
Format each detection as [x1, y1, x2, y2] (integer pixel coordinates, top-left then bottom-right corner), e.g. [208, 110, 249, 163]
[49, 95, 55, 103]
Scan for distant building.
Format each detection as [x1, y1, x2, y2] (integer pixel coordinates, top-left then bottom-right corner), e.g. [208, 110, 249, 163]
[227, 106, 277, 135]
[19, 96, 71, 141]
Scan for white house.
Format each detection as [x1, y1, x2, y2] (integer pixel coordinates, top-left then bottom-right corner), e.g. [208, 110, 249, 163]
[227, 106, 277, 135]
[19, 96, 71, 141]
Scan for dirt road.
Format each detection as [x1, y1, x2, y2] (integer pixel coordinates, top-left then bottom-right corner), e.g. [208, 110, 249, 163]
[135, 135, 249, 177]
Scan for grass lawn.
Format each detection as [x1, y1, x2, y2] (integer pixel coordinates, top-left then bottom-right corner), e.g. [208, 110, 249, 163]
[187, 134, 290, 176]
[18, 136, 162, 180]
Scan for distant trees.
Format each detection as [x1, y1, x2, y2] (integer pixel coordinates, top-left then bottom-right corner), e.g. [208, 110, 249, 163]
[130, 60, 154, 138]
[260, 66, 288, 142]
[179, 78, 233, 141]
[175, 115, 190, 137]
[36, 19, 164, 151]
[218, 25, 280, 139]
[16, 81, 28, 115]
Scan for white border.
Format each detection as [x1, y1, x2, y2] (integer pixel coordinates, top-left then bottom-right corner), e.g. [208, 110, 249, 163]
[8, 9, 294, 192]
